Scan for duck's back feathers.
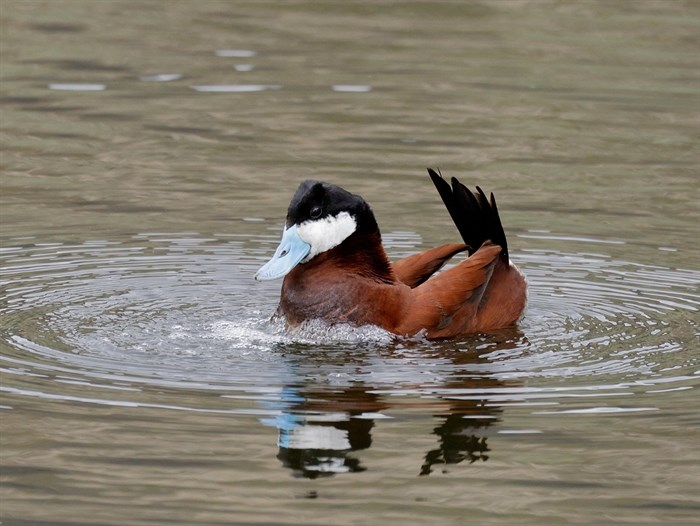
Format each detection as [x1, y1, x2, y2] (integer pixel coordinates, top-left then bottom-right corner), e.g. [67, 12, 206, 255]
[428, 169, 509, 259]
[392, 243, 468, 288]
[397, 243, 502, 338]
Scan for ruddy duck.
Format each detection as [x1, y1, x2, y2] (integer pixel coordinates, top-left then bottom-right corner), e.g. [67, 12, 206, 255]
[255, 169, 526, 339]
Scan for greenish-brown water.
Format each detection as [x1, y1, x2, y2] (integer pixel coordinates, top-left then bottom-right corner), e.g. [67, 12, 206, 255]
[1, 1, 699, 525]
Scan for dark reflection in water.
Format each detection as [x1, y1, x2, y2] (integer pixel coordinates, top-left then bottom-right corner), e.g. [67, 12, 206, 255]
[271, 385, 382, 478]
[264, 333, 523, 478]
[421, 414, 492, 476]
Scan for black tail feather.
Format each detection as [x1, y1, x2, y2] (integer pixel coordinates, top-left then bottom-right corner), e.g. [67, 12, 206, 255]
[427, 168, 509, 259]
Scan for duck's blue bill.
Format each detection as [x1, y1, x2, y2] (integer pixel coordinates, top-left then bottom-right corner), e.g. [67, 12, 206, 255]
[255, 224, 311, 281]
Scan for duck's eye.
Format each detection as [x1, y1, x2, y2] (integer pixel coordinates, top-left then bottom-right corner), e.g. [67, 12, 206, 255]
[310, 206, 322, 219]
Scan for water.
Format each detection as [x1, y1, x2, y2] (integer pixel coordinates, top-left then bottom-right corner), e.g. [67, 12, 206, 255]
[1, 1, 699, 524]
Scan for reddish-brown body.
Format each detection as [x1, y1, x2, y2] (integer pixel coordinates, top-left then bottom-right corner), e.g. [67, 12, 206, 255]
[278, 231, 527, 339]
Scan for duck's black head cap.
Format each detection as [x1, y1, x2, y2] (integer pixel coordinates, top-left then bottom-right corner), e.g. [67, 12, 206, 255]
[286, 180, 379, 233]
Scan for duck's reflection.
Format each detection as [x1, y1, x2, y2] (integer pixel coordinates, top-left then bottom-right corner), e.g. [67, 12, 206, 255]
[420, 407, 497, 476]
[268, 386, 385, 478]
[262, 332, 523, 478]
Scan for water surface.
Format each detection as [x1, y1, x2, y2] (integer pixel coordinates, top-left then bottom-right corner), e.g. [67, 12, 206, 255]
[1, 1, 699, 525]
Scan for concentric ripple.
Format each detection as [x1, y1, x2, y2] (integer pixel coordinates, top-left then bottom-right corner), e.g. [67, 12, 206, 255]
[1, 233, 698, 417]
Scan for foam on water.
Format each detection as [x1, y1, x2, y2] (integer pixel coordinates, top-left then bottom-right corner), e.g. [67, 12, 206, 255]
[210, 318, 393, 347]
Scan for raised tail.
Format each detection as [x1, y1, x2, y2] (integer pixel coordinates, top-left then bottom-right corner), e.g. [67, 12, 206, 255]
[427, 168, 509, 259]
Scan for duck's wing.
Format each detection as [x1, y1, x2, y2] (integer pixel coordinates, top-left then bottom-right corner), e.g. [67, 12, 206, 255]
[392, 243, 468, 288]
[397, 243, 502, 338]
[428, 169, 508, 259]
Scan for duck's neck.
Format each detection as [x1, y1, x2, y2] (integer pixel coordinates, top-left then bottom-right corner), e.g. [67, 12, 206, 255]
[303, 230, 395, 284]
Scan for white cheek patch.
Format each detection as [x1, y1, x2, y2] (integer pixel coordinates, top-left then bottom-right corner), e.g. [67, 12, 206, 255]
[296, 211, 357, 262]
